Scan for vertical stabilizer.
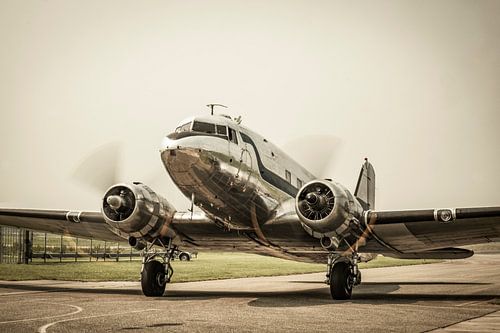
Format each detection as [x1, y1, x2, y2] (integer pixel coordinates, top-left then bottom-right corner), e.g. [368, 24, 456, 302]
[354, 159, 375, 210]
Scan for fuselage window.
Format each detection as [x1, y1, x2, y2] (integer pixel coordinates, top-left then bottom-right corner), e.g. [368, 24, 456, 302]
[297, 178, 303, 188]
[216, 125, 227, 136]
[192, 121, 216, 134]
[285, 170, 291, 184]
[228, 127, 238, 144]
[175, 122, 192, 133]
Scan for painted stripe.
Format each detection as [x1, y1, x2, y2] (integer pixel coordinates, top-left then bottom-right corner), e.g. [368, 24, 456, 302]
[0, 303, 82, 325]
[37, 308, 159, 333]
[165, 130, 298, 197]
[239, 132, 298, 197]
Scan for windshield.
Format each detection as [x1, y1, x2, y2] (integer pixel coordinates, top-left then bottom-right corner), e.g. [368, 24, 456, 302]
[175, 122, 192, 133]
[192, 121, 216, 134]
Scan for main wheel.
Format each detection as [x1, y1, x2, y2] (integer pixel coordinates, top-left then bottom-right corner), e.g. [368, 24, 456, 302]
[141, 260, 167, 297]
[330, 262, 354, 300]
[355, 270, 362, 285]
[179, 253, 190, 261]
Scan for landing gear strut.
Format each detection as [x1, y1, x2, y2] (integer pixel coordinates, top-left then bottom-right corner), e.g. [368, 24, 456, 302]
[141, 237, 176, 297]
[326, 252, 361, 300]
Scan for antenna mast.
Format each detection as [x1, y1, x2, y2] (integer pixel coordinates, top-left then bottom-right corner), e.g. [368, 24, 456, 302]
[206, 104, 228, 115]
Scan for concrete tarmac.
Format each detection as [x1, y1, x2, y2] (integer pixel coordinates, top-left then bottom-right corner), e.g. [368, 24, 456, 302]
[0, 254, 499, 333]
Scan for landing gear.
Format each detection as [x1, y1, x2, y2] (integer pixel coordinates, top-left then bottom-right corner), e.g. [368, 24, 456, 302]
[326, 252, 361, 300]
[141, 238, 176, 297]
[141, 260, 168, 296]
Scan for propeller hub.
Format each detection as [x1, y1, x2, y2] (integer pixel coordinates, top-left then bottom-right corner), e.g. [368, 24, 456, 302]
[306, 192, 319, 205]
[106, 195, 124, 210]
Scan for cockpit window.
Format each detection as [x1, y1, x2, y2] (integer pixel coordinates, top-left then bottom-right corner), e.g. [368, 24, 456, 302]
[192, 121, 216, 134]
[228, 127, 238, 144]
[175, 122, 192, 133]
[216, 125, 227, 136]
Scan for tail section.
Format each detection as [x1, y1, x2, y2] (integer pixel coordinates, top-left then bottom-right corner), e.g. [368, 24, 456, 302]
[354, 158, 375, 210]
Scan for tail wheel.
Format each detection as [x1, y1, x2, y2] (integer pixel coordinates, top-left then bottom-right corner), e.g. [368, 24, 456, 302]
[141, 260, 167, 297]
[330, 262, 354, 300]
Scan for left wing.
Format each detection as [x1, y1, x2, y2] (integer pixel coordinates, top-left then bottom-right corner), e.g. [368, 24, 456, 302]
[366, 207, 500, 253]
[0, 208, 123, 241]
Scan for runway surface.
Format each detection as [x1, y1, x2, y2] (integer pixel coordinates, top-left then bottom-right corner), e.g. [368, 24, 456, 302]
[0, 254, 499, 333]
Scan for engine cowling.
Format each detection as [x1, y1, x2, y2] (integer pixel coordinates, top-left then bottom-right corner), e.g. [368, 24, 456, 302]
[295, 180, 363, 238]
[102, 182, 178, 241]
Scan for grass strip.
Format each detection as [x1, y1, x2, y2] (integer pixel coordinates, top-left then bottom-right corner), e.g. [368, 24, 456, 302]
[0, 253, 440, 282]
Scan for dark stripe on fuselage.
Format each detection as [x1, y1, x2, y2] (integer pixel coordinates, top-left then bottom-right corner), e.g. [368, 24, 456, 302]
[239, 132, 298, 197]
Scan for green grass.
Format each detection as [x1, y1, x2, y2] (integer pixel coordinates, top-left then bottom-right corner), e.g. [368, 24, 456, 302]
[0, 253, 439, 283]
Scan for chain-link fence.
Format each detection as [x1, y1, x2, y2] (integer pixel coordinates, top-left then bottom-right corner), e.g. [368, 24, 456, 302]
[0, 226, 142, 264]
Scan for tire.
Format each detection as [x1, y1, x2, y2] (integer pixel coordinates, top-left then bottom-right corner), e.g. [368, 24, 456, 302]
[141, 261, 167, 297]
[330, 262, 353, 300]
[179, 253, 190, 261]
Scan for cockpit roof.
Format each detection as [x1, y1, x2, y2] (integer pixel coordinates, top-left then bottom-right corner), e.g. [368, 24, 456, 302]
[175, 114, 239, 129]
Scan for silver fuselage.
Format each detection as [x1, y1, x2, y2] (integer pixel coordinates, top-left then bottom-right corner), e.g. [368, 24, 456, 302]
[159, 115, 337, 255]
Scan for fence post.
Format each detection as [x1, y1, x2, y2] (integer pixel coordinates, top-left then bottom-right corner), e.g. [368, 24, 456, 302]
[75, 237, 78, 262]
[116, 242, 119, 262]
[17, 229, 22, 264]
[90, 238, 93, 262]
[24, 230, 31, 264]
[10, 228, 13, 264]
[104, 241, 107, 262]
[43, 233, 47, 263]
[0, 226, 3, 264]
[60, 234, 63, 263]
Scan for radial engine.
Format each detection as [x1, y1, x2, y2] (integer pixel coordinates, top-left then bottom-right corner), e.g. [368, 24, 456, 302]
[101, 182, 178, 247]
[295, 180, 364, 250]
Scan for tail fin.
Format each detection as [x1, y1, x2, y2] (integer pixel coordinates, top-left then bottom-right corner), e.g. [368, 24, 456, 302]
[354, 158, 375, 210]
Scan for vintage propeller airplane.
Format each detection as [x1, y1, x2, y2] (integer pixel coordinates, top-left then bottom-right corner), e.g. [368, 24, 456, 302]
[1, 106, 499, 299]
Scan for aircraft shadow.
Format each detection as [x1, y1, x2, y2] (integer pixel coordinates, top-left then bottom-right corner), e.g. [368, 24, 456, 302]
[0, 283, 141, 295]
[289, 281, 490, 285]
[0, 282, 497, 308]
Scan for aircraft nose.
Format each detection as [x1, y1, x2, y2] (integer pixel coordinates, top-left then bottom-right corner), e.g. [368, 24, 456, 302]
[160, 136, 203, 173]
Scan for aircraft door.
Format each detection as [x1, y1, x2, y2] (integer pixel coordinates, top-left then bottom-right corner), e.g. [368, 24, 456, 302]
[228, 127, 252, 189]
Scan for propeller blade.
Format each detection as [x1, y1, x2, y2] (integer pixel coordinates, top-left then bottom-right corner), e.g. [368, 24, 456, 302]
[72, 142, 122, 193]
[281, 135, 342, 178]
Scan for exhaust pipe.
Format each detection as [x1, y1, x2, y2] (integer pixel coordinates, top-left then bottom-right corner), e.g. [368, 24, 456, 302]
[128, 236, 147, 251]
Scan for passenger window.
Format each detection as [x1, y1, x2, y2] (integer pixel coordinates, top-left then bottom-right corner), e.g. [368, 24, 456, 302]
[285, 170, 291, 184]
[297, 178, 303, 188]
[216, 125, 227, 136]
[228, 128, 238, 144]
[192, 121, 215, 134]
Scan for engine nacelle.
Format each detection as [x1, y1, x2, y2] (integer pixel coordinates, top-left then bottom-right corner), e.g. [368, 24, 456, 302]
[295, 180, 363, 238]
[101, 182, 178, 241]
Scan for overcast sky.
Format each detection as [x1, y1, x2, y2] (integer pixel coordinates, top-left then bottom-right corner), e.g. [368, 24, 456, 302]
[0, 0, 499, 212]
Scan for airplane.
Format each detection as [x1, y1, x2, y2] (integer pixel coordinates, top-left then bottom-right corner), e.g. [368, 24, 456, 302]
[1, 106, 499, 300]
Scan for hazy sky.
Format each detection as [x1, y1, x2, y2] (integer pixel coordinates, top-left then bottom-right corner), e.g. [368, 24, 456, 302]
[1, 0, 499, 212]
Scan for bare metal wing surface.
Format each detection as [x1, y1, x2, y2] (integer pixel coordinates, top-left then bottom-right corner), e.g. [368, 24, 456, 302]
[366, 207, 500, 254]
[0, 209, 122, 241]
[1, 112, 499, 300]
